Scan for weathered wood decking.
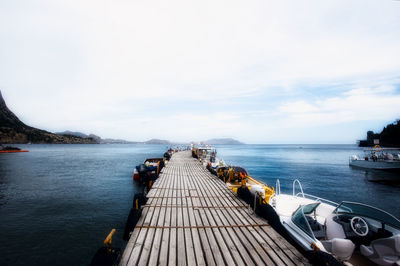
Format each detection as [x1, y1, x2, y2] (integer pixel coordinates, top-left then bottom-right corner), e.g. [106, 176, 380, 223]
[120, 151, 310, 266]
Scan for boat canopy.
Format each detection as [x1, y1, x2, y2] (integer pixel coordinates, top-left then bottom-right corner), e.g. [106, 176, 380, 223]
[334, 201, 400, 229]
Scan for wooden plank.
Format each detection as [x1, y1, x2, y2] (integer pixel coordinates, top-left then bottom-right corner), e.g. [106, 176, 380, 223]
[199, 176, 256, 266]
[185, 168, 206, 266]
[209, 175, 291, 265]
[190, 169, 264, 266]
[120, 151, 310, 266]
[158, 168, 173, 266]
[137, 196, 162, 265]
[176, 166, 187, 266]
[147, 174, 169, 265]
[191, 168, 274, 265]
[168, 167, 177, 265]
[187, 168, 216, 266]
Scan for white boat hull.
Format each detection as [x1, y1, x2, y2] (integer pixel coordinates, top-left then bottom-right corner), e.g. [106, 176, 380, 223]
[349, 159, 400, 170]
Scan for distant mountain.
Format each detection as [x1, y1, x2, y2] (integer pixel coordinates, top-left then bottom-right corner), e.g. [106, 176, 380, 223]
[0, 90, 97, 144]
[57, 131, 136, 144]
[203, 138, 244, 145]
[56, 130, 88, 138]
[144, 139, 171, 144]
[100, 138, 137, 144]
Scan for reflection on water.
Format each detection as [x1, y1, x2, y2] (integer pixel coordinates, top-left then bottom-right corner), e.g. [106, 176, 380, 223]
[361, 168, 400, 184]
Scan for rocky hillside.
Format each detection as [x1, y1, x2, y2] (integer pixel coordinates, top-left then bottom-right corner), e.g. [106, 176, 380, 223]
[0, 91, 97, 144]
[359, 119, 400, 147]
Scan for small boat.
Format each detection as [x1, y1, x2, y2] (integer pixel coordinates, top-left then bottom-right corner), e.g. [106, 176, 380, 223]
[192, 146, 216, 165]
[0, 145, 28, 153]
[206, 150, 226, 174]
[218, 165, 275, 204]
[133, 158, 165, 182]
[270, 179, 400, 265]
[349, 145, 400, 171]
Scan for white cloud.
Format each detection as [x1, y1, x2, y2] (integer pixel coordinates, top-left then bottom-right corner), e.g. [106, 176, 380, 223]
[278, 101, 319, 114]
[275, 85, 400, 128]
[1, 0, 400, 143]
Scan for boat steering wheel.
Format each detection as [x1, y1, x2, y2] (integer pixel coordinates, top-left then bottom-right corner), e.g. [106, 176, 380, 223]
[350, 216, 369, 236]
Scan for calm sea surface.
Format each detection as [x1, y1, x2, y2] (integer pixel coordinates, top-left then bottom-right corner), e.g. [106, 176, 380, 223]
[0, 144, 399, 265]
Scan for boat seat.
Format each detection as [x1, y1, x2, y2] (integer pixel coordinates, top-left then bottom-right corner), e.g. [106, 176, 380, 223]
[321, 238, 355, 261]
[306, 216, 325, 239]
[360, 234, 400, 266]
[325, 214, 346, 240]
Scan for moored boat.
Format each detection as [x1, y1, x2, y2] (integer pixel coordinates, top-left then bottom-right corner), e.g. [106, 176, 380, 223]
[349, 146, 400, 171]
[192, 145, 216, 165]
[270, 179, 400, 265]
[217, 165, 275, 205]
[132, 158, 165, 182]
[0, 145, 28, 153]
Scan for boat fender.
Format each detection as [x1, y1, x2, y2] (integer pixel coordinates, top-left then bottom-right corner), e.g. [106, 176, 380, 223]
[158, 160, 165, 172]
[256, 204, 277, 226]
[209, 167, 217, 176]
[89, 246, 121, 266]
[133, 168, 141, 181]
[123, 208, 143, 241]
[237, 187, 253, 206]
[304, 250, 342, 266]
[164, 152, 171, 160]
[132, 193, 147, 210]
[206, 163, 212, 172]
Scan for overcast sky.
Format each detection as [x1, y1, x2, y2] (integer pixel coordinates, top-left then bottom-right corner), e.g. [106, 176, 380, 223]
[1, 0, 400, 143]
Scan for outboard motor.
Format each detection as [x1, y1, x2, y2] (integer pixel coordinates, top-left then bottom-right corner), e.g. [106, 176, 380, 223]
[134, 164, 149, 183]
[250, 185, 265, 199]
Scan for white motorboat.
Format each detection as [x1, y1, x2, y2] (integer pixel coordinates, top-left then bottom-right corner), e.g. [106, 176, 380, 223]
[192, 146, 217, 165]
[206, 157, 226, 174]
[269, 179, 400, 265]
[349, 146, 400, 171]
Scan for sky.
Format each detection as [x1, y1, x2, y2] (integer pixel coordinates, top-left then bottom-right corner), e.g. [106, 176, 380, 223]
[1, 0, 400, 144]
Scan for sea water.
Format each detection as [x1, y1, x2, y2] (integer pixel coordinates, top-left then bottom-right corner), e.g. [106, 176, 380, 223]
[0, 144, 399, 266]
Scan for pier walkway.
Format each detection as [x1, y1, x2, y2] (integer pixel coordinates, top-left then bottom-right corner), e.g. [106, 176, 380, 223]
[120, 151, 310, 266]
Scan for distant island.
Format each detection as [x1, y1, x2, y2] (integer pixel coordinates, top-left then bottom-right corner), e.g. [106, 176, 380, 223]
[56, 131, 137, 144]
[359, 119, 400, 147]
[202, 138, 244, 145]
[0, 91, 97, 144]
[143, 139, 171, 144]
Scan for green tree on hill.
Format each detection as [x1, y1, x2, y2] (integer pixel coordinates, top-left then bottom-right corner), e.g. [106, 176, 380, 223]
[380, 120, 400, 147]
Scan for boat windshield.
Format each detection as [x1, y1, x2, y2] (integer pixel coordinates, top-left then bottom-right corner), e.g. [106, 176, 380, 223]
[335, 202, 400, 229]
[303, 202, 320, 215]
[291, 204, 315, 239]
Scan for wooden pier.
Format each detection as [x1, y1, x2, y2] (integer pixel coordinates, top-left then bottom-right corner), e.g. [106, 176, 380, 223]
[120, 151, 310, 265]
